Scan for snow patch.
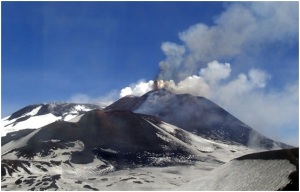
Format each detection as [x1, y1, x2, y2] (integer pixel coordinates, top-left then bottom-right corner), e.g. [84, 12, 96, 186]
[63, 114, 77, 121]
[180, 159, 296, 191]
[74, 105, 92, 112]
[67, 114, 84, 123]
[159, 122, 177, 134]
[26, 106, 42, 116]
[2, 114, 61, 136]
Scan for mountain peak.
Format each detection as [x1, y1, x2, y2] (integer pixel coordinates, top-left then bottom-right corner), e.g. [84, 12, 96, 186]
[143, 88, 174, 96]
[106, 90, 290, 149]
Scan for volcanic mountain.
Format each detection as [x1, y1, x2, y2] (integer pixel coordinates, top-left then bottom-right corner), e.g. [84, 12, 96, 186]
[180, 147, 298, 191]
[2, 110, 203, 168]
[2, 103, 101, 137]
[2, 108, 257, 190]
[1, 91, 298, 190]
[106, 89, 290, 149]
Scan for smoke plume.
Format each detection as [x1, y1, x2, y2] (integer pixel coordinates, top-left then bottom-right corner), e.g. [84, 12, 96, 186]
[120, 60, 298, 146]
[157, 2, 298, 81]
[120, 2, 298, 146]
[71, 2, 298, 146]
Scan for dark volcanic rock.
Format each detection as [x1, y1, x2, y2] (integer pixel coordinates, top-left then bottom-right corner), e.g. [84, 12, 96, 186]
[8, 105, 40, 120]
[1, 129, 35, 146]
[106, 89, 290, 149]
[35, 103, 100, 117]
[7, 110, 197, 167]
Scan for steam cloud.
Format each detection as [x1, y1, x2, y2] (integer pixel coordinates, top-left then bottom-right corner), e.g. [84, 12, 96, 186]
[120, 2, 299, 146]
[158, 2, 298, 81]
[70, 2, 298, 146]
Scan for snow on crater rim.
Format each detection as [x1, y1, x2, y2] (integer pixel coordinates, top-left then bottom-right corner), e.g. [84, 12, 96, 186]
[67, 114, 85, 123]
[73, 105, 92, 111]
[26, 106, 42, 116]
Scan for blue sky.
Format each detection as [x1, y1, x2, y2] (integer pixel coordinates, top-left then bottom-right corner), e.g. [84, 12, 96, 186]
[2, 1, 224, 115]
[1, 2, 299, 145]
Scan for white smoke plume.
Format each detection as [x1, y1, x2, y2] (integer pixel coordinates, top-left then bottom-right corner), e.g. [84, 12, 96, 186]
[120, 60, 298, 146]
[158, 2, 298, 81]
[71, 2, 298, 146]
[151, 1, 298, 146]
[120, 80, 154, 98]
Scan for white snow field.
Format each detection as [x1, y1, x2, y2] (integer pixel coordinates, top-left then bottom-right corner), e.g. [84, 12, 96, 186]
[1, 104, 96, 136]
[1, 102, 297, 191]
[2, 114, 61, 137]
[180, 159, 296, 191]
[1, 119, 262, 191]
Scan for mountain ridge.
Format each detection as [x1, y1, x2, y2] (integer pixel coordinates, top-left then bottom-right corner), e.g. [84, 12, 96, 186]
[106, 89, 291, 149]
[1, 90, 297, 191]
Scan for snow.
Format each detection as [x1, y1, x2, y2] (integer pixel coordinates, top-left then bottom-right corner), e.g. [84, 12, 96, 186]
[63, 114, 79, 121]
[2, 106, 42, 128]
[1, 128, 40, 155]
[159, 122, 177, 134]
[26, 106, 42, 116]
[180, 159, 296, 191]
[73, 105, 92, 112]
[145, 119, 200, 156]
[156, 120, 258, 163]
[1, 104, 95, 136]
[100, 148, 118, 154]
[2, 115, 11, 121]
[67, 114, 84, 123]
[2, 103, 291, 191]
[1, 118, 290, 191]
[1, 114, 61, 137]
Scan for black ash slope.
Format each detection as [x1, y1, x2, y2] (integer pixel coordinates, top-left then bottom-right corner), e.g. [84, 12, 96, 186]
[106, 89, 290, 149]
[3, 109, 199, 168]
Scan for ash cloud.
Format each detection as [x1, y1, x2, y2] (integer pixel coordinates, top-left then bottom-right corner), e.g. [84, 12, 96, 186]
[71, 2, 298, 146]
[120, 61, 298, 146]
[120, 2, 299, 146]
[157, 2, 298, 81]
[150, 2, 298, 146]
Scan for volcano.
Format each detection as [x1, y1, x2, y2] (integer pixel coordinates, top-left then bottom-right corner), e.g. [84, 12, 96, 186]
[1, 90, 297, 191]
[106, 89, 289, 149]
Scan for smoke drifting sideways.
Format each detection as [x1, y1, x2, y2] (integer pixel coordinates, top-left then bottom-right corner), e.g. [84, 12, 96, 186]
[70, 2, 298, 146]
[120, 60, 298, 146]
[119, 2, 299, 146]
[157, 2, 298, 82]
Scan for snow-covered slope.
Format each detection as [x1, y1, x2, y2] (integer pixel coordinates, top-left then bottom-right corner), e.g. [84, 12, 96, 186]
[3, 110, 244, 165]
[1, 109, 260, 191]
[1, 103, 297, 191]
[106, 89, 290, 149]
[180, 148, 298, 191]
[1, 103, 101, 136]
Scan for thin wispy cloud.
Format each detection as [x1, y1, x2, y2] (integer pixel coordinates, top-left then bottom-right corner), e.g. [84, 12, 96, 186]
[158, 2, 298, 81]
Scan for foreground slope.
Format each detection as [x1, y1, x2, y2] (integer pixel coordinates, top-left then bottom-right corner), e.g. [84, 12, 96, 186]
[180, 148, 299, 191]
[2, 105, 296, 190]
[2, 110, 200, 166]
[2, 109, 257, 191]
[106, 89, 290, 149]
